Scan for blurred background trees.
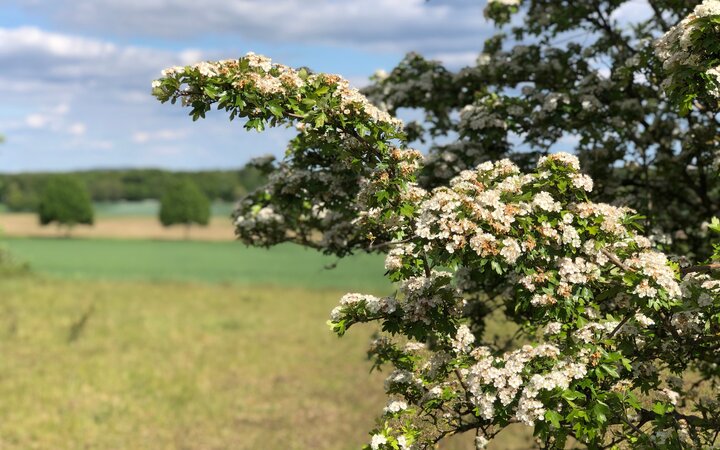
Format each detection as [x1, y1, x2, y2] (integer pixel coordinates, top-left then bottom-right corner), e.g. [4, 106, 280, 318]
[0, 166, 266, 212]
[159, 178, 210, 238]
[38, 176, 94, 235]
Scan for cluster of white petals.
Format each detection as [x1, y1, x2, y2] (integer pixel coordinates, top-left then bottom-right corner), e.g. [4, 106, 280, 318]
[656, 0, 720, 96]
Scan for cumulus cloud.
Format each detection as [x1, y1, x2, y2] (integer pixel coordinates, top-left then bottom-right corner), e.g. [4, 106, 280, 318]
[0, 27, 198, 86]
[13, 0, 491, 54]
[132, 129, 188, 144]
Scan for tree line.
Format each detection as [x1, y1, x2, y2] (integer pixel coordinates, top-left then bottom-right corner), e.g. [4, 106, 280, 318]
[0, 167, 266, 212]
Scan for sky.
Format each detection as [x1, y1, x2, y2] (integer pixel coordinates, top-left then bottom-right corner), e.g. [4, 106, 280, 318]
[0, 0, 497, 173]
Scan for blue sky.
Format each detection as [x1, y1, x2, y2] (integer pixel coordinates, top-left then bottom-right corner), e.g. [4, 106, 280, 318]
[0, 0, 497, 172]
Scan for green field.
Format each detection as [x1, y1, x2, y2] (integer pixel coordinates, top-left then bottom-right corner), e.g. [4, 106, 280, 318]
[3, 238, 390, 292]
[92, 200, 236, 218]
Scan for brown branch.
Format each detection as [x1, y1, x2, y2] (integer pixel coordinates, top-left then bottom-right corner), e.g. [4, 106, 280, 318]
[601, 248, 634, 272]
[681, 263, 720, 276]
[608, 310, 637, 339]
[366, 237, 416, 251]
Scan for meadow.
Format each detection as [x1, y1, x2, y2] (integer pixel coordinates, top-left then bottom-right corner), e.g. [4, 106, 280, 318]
[0, 208, 534, 449]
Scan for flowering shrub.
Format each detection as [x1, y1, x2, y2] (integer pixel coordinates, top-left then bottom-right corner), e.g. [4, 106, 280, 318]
[361, 1, 720, 259]
[656, 0, 720, 114]
[154, 51, 720, 448]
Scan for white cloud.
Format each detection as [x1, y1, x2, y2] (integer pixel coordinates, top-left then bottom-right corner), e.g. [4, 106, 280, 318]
[20, 102, 84, 135]
[0, 27, 198, 86]
[13, 0, 491, 54]
[25, 113, 50, 129]
[68, 122, 87, 136]
[132, 129, 188, 144]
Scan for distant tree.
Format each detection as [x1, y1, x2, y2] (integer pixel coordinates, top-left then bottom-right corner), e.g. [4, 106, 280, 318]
[38, 176, 94, 236]
[4, 182, 37, 212]
[159, 178, 210, 238]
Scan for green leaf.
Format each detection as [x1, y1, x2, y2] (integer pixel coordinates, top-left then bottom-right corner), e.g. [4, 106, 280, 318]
[268, 104, 284, 118]
[652, 402, 667, 416]
[545, 410, 562, 428]
[601, 364, 619, 378]
[399, 203, 415, 218]
[562, 390, 585, 401]
[592, 402, 610, 424]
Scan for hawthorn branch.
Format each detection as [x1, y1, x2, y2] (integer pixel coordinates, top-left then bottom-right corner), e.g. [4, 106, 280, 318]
[601, 248, 633, 272]
[608, 311, 636, 339]
[681, 263, 720, 276]
[366, 237, 416, 251]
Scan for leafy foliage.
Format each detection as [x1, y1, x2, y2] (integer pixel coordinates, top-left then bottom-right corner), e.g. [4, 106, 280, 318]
[362, 0, 720, 260]
[38, 176, 94, 229]
[159, 178, 211, 228]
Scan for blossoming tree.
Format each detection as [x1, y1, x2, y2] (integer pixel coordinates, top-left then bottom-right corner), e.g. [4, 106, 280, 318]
[153, 1, 720, 448]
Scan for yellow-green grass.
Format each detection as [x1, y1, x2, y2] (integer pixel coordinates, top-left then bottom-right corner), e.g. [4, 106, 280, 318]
[0, 277, 385, 450]
[0, 276, 534, 449]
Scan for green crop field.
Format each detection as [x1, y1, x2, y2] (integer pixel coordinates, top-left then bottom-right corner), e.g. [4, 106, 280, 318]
[93, 200, 236, 218]
[3, 238, 390, 292]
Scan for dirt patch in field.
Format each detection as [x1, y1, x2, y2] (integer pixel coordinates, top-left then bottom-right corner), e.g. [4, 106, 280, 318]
[0, 213, 236, 241]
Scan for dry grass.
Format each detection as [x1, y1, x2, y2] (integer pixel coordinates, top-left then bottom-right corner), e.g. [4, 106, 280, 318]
[0, 276, 535, 449]
[0, 213, 235, 241]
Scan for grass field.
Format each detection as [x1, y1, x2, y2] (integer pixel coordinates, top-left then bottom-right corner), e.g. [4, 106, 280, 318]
[93, 200, 236, 218]
[3, 238, 390, 292]
[0, 277, 389, 450]
[0, 275, 533, 450]
[0, 218, 535, 448]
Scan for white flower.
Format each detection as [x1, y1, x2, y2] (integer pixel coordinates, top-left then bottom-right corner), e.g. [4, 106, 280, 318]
[532, 191, 561, 212]
[370, 434, 388, 450]
[452, 325, 476, 353]
[500, 238, 522, 264]
[634, 313, 655, 327]
[544, 322, 562, 335]
[570, 173, 593, 192]
[660, 388, 680, 406]
[383, 400, 408, 415]
[475, 435, 490, 449]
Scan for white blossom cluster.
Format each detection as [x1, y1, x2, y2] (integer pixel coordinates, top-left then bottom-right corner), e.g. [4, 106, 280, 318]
[155, 52, 403, 129]
[655, 0, 720, 96]
[330, 292, 398, 323]
[397, 271, 461, 324]
[465, 344, 588, 426]
[332, 152, 720, 448]
[626, 250, 682, 300]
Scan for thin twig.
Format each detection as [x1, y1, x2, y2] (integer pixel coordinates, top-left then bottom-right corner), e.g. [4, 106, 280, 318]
[601, 248, 634, 272]
[608, 310, 637, 339]
[367, 237, 416, 251]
